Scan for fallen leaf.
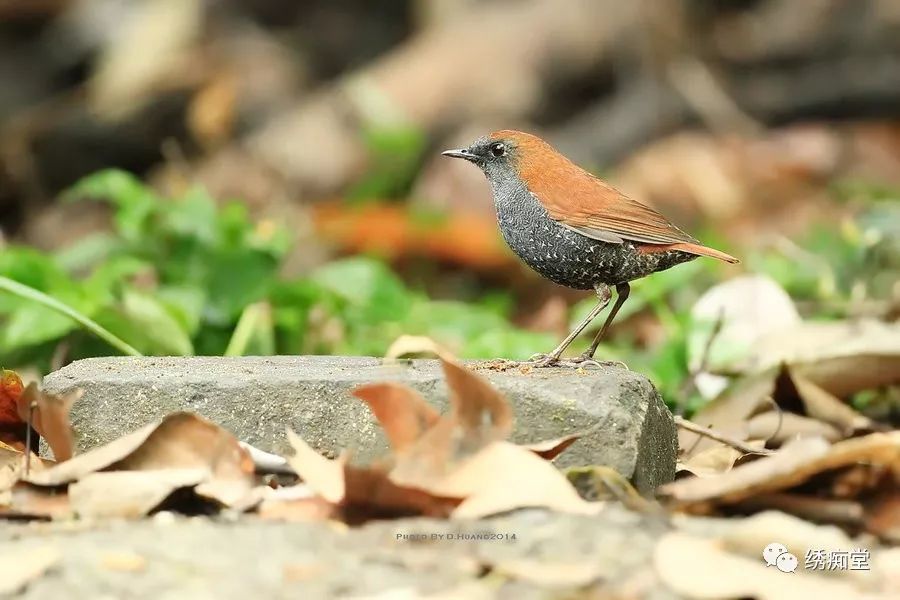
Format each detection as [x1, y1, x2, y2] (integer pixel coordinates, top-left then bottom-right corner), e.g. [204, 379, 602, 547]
[521, 432, 583, 460]
[25, 412, 255, 507]
[688, 275, 801, 399]
[1, 482, 71, 519]
[16, 383, 80, 462]
[384, 335, 456, 361]
[0, 369, 32, 452]
[789, 369, 875, 434]
[740, 320, 900, 396]
[745, 411, 842, 444]
[865, 490, 900, 543]
[68, 469, 208, 519]
[24, 422, 160, 486]
[285, 429, 346, 504]
[437, 442, 599, 519]
[353, 383, 440, 454]
[677, 444, 746, 478]
[680, 368, 778, 458]
[442, 359, 512, 449]
[661, 432, 900, 508]
[0, 545, 61, 595]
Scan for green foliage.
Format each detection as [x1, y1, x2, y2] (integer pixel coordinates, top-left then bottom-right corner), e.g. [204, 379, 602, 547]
[0, 170, 552, 371]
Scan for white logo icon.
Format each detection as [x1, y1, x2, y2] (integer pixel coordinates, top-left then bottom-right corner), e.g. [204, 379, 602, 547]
[763, 542, 797, 573]
[776, 552, 799, 573]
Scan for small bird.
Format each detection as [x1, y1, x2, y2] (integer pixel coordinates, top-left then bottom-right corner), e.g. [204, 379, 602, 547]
[443, 130, 738, 367]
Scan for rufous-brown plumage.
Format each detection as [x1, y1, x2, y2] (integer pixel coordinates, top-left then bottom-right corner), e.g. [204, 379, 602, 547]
[443, 129, 739, 367]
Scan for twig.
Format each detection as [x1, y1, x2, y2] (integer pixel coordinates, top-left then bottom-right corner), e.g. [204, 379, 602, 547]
[674, 415, 773, 455]
[678, 308, 726, 405]
[24, 399, 36, 476]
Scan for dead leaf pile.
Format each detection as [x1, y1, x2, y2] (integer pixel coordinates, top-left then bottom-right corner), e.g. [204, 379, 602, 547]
[1, 357, 596, 524]
[269, 357, 598, 522]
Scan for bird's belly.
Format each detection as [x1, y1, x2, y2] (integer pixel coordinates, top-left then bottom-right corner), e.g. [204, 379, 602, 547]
[496, 199, 692, 289]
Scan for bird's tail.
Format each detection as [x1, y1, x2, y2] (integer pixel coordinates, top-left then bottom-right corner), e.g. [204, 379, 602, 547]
[638, 242, 740, 264]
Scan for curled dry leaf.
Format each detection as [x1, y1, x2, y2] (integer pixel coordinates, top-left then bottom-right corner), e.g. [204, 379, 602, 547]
[662, 432, 900, 508]
[521, 432, 583, 460]
[285, 429, 346, 504]
[1, 482, 71, 519]
[24, 412, 255, 508]
[352, 383, 440, 454]
[440, 442, 599, 519]
[17, 383, 80, 462]
[384, 335, 457, 362]
[69, 469, 209, 519]
[745, 411, 842, 445]
[741, 320, 900, 397]
[789, 369, 875, 434]
[677, 444, 747, 478]
[442, 359, 513, 449]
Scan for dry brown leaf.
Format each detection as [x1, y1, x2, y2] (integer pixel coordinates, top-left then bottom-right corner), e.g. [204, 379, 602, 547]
[257, 489, 337, 522]
[522, 432, 583, 460]
[677, 444, 746, 478]
[286, 429, 346, 504]
[865, 490, 900, 543]
[654, 532, 876, 600]
[352, 383, 440, 454]
[384, 335, 457, 361]
[0, 545, 61, 595]
[1, 443, 22, 491]
[24, 413, 255, 507]
[745, 411, 842, 445]
[343, 464, 459, 519]
[17, 383, 80, 462]
[435, 442, 599, 519]
[680, 369, 778, 458]
[662, 432, 900, 508]
[24, 422, 159, 486]
[790, 369, 875, 434]
[0, 482, 71, 519]
[69, 469, 208, 519]
[442, 359, 513, 447]
[743, 320, 900, 396]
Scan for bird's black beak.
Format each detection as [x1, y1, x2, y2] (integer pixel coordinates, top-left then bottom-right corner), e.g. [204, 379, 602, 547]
[441, 148, 477, 162]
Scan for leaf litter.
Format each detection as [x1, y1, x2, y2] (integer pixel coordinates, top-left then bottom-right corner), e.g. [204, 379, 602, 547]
[1, 328, 898, 596]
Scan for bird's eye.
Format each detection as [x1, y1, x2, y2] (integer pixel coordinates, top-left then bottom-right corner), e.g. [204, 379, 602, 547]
[489, 142, 506, 157]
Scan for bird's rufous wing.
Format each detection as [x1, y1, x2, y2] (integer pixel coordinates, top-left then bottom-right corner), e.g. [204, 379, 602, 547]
[524, 161, 698, 246]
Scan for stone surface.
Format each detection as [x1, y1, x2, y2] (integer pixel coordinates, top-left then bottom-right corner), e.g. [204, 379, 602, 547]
[0, 506, 677, 599]
[43, 356, 676, 493]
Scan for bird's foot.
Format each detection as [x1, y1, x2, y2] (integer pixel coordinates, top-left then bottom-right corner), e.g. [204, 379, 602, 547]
[482, 354, 628, 371]
[523, 353, 627, 369]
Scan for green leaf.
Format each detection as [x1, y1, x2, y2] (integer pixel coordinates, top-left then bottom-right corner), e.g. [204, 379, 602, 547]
[117, 288, 194, 355]
[65, 170, 159, 243]
[225, 302, 275, 356]
[311, 257, 412, 322]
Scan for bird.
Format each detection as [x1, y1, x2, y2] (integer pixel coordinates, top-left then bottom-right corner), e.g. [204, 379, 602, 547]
[443, 130, 739, 368]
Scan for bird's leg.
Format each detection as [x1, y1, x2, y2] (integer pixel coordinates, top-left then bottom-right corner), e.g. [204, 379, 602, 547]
[573, 282, 631, 366]
[527, 284, 611, 367]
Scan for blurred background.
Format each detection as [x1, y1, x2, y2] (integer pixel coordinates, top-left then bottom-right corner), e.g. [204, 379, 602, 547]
[1, 0, 898, 414]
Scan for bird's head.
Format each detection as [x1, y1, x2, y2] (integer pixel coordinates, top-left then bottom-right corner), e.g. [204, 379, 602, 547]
[442, 130, 553, 185]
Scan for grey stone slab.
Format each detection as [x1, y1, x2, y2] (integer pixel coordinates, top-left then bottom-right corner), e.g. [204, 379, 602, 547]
[42, 356, 676, 493]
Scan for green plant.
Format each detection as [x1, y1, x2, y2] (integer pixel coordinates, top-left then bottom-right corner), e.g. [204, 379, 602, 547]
[0, 170, 553, 372]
